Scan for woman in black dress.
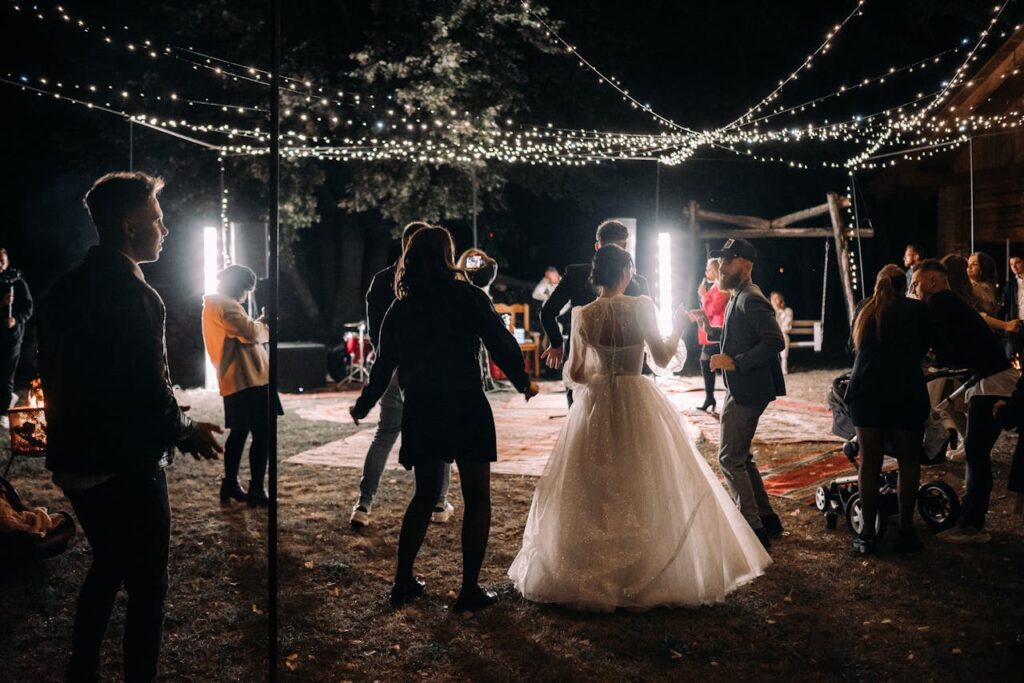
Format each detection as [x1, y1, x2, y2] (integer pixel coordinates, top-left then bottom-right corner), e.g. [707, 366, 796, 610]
[351, 226, 538, 610]
[845, 264, 931, 554]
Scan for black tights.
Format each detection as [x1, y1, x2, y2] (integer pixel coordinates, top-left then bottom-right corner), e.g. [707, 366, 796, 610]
[223, 420, 269, 489]
[700, 359, 717, 406]
[396, 458, 491, 592]
[854, 426, 922, 537]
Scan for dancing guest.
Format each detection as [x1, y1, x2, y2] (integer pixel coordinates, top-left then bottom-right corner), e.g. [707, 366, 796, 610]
[770, 291, 794, 375]
[696, 257, 728, 412]
[458, 247, 498, 294]
[350, 221, 454, 529]
[540, 220, 650, 406]
[946, 253, 1020, 336]
[968, 251, 1001, 317]
[202, 264, 281, 507]
[0, 247, 32, 429]
[846, 265, 930, 554]
[697, 238, 786, 549]
[350, 226, 538, 611]
[912, 258, 1019, 544]
[40, 172, 222, 682]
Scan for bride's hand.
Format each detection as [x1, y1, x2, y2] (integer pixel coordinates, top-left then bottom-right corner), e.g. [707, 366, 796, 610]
[672, 305, 690, 333]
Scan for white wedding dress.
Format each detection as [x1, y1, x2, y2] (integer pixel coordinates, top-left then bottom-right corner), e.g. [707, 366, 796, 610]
[508, 295, 771, 611]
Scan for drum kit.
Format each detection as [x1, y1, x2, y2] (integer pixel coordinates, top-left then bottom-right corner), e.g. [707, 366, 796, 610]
[339, 321, 373, 386]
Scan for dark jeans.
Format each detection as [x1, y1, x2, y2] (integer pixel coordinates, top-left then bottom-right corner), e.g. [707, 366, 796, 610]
[964, 396, 1004, 529]
[65, 470, 170, 683]
[700, 342, 721, 405]
[0, 328, 23, 400]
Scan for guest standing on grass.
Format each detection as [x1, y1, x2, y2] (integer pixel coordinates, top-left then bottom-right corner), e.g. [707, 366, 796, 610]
[0, 247, 32, 429]
[696, 257, 728, 412]
[349, 221, 455, 530]
[202, 264, 281, 508]
[845, 264, 931, 555]
[350, 226, 538, 612]
[40, 172, 223, 683]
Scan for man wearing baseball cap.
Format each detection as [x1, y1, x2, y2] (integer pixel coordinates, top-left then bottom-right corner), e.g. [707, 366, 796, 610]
[696, 238, 786, 550]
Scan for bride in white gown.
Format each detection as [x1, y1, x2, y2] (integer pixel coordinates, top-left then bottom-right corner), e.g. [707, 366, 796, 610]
[509, 245, 771, 611]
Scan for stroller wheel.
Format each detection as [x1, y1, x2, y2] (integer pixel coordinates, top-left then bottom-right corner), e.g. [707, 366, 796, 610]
[815, 486, 830, 512]
[846, 492, 888, 539]
[917, 481, 961, 531]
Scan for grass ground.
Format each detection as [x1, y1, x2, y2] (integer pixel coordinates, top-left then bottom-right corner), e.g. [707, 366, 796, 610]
[2, 370, 1023, 681]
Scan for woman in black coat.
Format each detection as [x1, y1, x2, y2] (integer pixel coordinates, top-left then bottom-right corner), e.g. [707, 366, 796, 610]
[845, 263, 931, 555]
[351, 226, 538, 611]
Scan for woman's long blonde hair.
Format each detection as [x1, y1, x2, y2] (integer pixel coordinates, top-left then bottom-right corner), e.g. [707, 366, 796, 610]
[852, 264, 906, 351]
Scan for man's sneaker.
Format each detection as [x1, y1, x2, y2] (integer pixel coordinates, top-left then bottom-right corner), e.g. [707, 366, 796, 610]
[9, 392, 18, 409]
[753, 527, 771, 551]
[948, 443, 966, 463]
[0, 414, 8, 430]
[350, 504, 370, 529]
[431, 501, 455, 524]
[937, 524, 991, 544]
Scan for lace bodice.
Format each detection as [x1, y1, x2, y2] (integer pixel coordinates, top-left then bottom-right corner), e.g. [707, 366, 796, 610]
[564, 295, 685, 388]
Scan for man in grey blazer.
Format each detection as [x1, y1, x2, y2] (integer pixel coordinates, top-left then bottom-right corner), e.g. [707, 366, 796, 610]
[699, 238, 786, 550]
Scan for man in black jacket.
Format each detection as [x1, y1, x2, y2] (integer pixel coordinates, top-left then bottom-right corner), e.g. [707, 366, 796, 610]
[697, 239, 786, 550]
[349, 221, 454, 529]
[1001, 255, 1024, 360]
[0, 247, 33, 428]
[913, 258, 1017, 544]
[40, 172, 222, 683]
[540, 220, 650, 406]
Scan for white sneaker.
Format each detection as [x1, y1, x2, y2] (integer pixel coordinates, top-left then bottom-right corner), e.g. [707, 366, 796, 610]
[0, 415, 8, 430]
[431, 501, 455, 524]
[937, 524, 991, 544]
[9, 392, 17, 408]
[350, 504, 370, 529]
[947, 444, 966, 462]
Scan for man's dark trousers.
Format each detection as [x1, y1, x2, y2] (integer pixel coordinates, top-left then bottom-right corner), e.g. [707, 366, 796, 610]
[65, 470, 170, 683]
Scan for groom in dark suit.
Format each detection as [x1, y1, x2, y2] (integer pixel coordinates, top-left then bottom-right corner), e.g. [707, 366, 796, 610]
[700, 238, 785, 550]
[540, 220, 650, 406]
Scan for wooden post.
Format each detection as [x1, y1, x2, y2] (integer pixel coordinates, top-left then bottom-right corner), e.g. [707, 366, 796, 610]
[827, 192, 858, 326]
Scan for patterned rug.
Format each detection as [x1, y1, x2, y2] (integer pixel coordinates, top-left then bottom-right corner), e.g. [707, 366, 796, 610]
[285, 378, 851, 498]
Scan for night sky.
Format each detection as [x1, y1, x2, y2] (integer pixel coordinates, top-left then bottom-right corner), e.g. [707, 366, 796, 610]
[0, 1, 1007, 351]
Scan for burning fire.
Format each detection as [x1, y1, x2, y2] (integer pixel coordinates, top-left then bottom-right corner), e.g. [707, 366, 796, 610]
[28, 378, 44, 409]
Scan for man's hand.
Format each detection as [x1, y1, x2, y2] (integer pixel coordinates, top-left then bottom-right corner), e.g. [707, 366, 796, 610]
[709, 353, 736, 372]
[524, 380, 540, 402]
[542, 345, 564, 369]
[1007, 319, 1023, 334]
[187, 421, 224, 460]
[5, 317, 14, 329]
[0, 292, 12, 306]
[993, 399, 1007, 417]
[349, 405, 361, 426]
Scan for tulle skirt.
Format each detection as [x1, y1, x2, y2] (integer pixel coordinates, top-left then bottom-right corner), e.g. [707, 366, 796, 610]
[508, 374, 771, 611]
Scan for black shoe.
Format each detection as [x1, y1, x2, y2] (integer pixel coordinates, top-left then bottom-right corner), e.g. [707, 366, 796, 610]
[893, 530, 924, 555]
[852, 534, 877, 555]
[761, 513, 784, 537]
[753, 527, 771, 550]
[453, 584, 498, 613]
[247, 486, 270, 507]
[389, 576, 426, 608]
[220, 478, 247, 504]
[697, 399, 717, 412]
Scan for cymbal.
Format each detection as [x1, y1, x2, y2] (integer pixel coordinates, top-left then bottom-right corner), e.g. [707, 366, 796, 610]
[343, 320, 366, 327]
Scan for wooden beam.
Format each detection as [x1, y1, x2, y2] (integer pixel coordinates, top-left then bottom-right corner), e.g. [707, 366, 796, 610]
[696, 208, 769, 230]
[698, 227, 874, 239]
[769, 196, 850, 228]
[827, 192, 858, 326]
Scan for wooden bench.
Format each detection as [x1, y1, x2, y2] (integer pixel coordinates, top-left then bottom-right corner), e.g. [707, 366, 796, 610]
[788, 319, 823, 352]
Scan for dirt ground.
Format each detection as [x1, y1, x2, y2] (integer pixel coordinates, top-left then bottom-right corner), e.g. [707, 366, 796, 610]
[2, 369, 1023, 682]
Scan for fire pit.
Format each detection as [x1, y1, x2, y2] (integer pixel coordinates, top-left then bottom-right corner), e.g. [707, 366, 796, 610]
[4, 379, 46, 476]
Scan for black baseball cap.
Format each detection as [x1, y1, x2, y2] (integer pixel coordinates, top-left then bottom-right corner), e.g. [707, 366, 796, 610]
[710, 238, 757, 262]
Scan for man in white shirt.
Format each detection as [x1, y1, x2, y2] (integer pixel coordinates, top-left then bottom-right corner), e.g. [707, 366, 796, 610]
[532, 266, 561, 304]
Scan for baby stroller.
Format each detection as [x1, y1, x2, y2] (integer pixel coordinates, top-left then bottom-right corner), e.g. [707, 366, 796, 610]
[819, 370, 967, 538]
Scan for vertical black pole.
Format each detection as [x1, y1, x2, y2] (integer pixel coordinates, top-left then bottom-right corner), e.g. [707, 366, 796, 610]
[268, 0, 281, 680]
